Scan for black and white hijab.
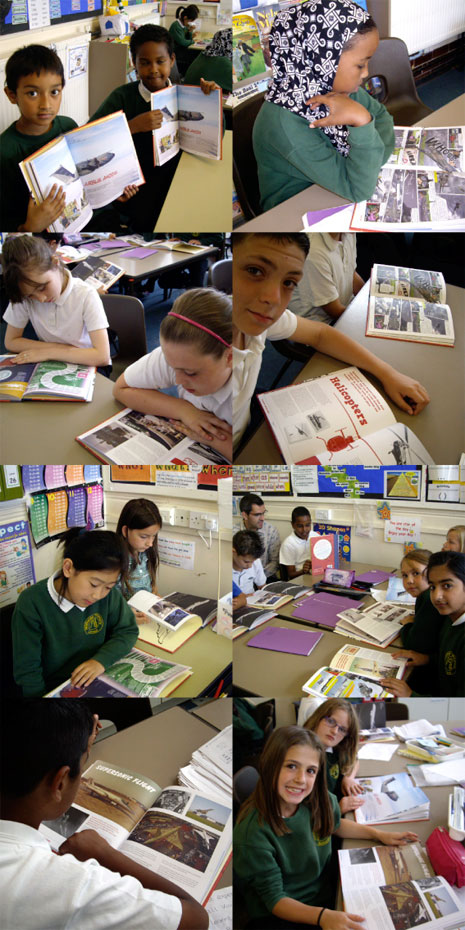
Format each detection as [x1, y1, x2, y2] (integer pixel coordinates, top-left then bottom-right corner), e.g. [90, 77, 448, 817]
[203, 28, 232, 59]
[265, 0, 371, 156]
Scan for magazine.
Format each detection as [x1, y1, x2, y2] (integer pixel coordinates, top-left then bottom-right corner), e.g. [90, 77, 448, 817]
[387, 126, 465, 173]
[343, 872, 464, 930]
[246, 580, 313, 608]
[367, 263, 454, 345]
[71, 255, 125, 291]
[302, 644, 408, 700]
[76, 408, 231, 466]
[397, 738, 464, 764]
[370, 264, 447, 303]
[178, 726, 232, 808]
[231, 604, 276, 638]
[39, 759, 232, 905]
[353, 771, 430, 824]
[19, 112, 144, 234]
[151, 85, 222, 165]
[128, 591, 211, 652]
[257, 367, 435, 465]
[0, 357, 95, 402]
[334, 601, 413, 648]
[339, 840, 434, 902]
[46, 647, 192, 697]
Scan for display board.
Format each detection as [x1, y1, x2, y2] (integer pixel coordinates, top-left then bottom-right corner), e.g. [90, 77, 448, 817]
[1, 0, 103, 36]
[297, 466, 423, 501]
[109, 464, 232, 490]
[22, 465, 104, 547]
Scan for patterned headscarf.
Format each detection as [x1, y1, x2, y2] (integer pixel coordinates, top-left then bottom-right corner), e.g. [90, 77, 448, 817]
[203, 28, 232, 59]
[265, 0, 371, 156]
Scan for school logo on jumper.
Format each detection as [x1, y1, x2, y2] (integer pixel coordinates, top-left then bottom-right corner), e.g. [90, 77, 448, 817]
[444, 650, 456, 676]
[312, 830, 331, 847]
[329, 763, 340, 781]
[84, 613, 104, 635]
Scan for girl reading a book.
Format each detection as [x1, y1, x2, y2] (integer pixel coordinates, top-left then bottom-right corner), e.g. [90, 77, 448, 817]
[382, 551, 465, 698]
[2, 236, 111, 373]
[302, 699, 364, 814]
[234, 726, 418, 929]
[169, 5, 199, 76]
[12, 528, 138, 697]
[114, 288, 232, 462]
[443, 525, 465, 553]
[116, 498, 162, 624]
[252, 0, 395, 212]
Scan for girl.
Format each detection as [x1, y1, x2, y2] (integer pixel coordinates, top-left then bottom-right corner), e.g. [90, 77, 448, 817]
[234, 726, 418, 930]
[2, 235, 111, 371]
[443, 525, 465, 553]
[184, 29, 233, 94]
[114, 288, 232, 461]
[12, 528, 138, 697]
[169, 5, 199, 76]
[253, 0, 395, 212]
[303, 699, 364, 814]
[116, 498, 162, 623]
[382, 551, 465, 698]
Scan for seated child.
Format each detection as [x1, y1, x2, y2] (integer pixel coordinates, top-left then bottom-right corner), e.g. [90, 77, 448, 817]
[289, 233, 365, 323]
[232, 530, 266, 609]
[279, 507, 318, 579]
[114, 288, 232, 461]
[443, 525, 465, 553]
[117, 498, 162, 624]
[2, 235, 111, 371]
[12, 528, 139, 696]
[234, 725, 418, 929]
[303, 699, 364, 814]
[0, 700, 208, 930]
[382, 551, 465, 698]
[253, 0, 395, 211]
[232, 233, 430, 451]
[169, 5, 199, 76]
[184, 29, 232, 94]
[397, 548, 436, 693]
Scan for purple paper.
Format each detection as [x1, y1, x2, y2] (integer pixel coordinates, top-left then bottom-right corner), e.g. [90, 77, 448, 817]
[354, 570, 394, 585]
[84, 239, 129, 252]
[247, 626, 323, 656]
[122, 247, 159, 259]
[303, 205, 351, 226]
[292, 592, 360, 628]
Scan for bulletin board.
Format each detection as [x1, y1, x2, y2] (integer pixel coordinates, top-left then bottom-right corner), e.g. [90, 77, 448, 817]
[22, 465, 104, 547]
[292, 465, 423, 501]
[1, 0, 103, 36]
[108, 464, 232, 492]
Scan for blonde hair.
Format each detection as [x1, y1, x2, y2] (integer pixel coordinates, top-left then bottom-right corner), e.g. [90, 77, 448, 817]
[401, 549, 432, 569]
[447, 526, 465, 553]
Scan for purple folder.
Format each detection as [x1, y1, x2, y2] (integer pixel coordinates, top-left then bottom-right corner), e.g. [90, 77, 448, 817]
[354, 570, 394, 585]
[247, 626, 323, 656]
[122, 247, 159, 259]
[292, 592, 359, 628]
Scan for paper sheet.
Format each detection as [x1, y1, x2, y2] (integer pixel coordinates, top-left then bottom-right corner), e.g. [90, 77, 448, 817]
[358, 742, 399, 761]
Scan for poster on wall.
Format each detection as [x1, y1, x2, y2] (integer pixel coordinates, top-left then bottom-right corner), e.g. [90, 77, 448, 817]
[0, 519, 36, 607]
[109, 464, 231, 489]
[27, 483, 104, 547]
[233, 465, 291, 494]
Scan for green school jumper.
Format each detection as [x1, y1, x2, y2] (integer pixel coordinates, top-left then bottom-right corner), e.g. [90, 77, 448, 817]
[12, 579, 138, 696]
[0, 116, 77, 231]
[437, 617, 465, 696]
[400, 588, 441, 652]
[233, 793, 341, 920]
[184, 52, 232, 93]
[253, 87, 395, 211]
[325, 752, 343, 798]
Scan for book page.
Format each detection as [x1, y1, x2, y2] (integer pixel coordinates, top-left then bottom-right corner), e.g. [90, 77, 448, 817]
[24, 135, 93, 235]
[331, 644, 407, 681]
[371, 264, 446, 303]
[66, 112, 144, 208]
[258, 367, 396, 464]
[314, 424, 435, 466]
[128, 591, 196, 631]
[302, 666, 391, 700]
[24, 362, 95, 400]
[343, 875, 463, 930]
[353, 772, 429, 824]
[151, 86, 181, 166]
[336, 602, 412, 644]
[387, 127, 465, 173]
[178, 85, 222, 160]
[0, 357, 34, 400]
[367, 296, 454, 344]
[351, 163, 465, 230]
[339, 842, 434, 900]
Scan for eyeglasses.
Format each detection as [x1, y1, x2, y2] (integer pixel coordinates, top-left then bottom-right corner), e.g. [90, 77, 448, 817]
[324, 716, 349, 736]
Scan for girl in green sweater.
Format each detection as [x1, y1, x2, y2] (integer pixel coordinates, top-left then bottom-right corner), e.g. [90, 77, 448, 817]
[12, 528, 138, 697]
[303, 699, 364, 815]
[234, 726, 418, 929]
[170, 5, 200, 76]
[252, 0, 395, 212]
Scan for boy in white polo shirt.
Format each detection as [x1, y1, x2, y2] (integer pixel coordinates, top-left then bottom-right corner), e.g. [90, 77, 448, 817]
[288, 233, 365, 323]
[232, 530, 266, 608]
[279, 507, 319, 579]
[0, 700, 208, 930]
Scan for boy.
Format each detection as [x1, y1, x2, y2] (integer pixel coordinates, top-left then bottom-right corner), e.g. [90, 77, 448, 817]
[0, 700, 208, 930]
[89, 24, 218, 231]
[236, 493, 280, 581]
[279, 507, 318, 579]
[1, 45, 76, 232]
[232, 530, 266, 608]
[232, 233, 430, 452]
[289, 232, 365, 323]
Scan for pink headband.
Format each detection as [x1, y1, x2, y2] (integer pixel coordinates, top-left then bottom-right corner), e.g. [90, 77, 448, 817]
[168, 311, 231, 348]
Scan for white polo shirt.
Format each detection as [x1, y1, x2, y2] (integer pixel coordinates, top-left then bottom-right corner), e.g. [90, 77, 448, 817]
[233, 308, 298, 450]
[0, 820, 182, 930]
[3, 269, 109, 350]
[233, 557, 266, 594]
[123, 346, 232, 425]
[279, 531, 319, 571]
[288, 233, 357, 324]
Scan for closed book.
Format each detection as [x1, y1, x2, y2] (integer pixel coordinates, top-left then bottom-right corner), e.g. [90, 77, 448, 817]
[247, 626, 323, 656]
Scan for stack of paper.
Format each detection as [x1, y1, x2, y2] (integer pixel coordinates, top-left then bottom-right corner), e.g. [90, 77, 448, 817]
[178, 725, 232, 807]
[408, 759, 465, 787]
[393, 719, 448, 741]
[398, 738, 464, 764]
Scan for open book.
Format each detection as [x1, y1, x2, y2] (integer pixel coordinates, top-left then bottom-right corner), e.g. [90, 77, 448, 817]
[231, 604, 276, 638]
[71, 255, 125, 291]
[0, 357, 95, 402]
[246, 580, 312, 609]
[129, 590, 215, 653]
[302, 643, 408, 700]
[366, 263, 454, 346]
[76, 408, 231, 466]
[334, 601, 413, 648]
[152, 85, 222, 165]
[39, 759, 231, 905]
[353, 771, 430, 824]
[258, 367, 435, 465]
[46, 647, 192, 697]
[339, 840, 434, 903]
[20, 112, 144, 234]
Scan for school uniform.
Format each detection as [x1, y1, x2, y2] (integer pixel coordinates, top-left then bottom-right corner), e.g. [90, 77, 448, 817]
[3, 268, 109, 357]
[288, 234, 357, 324]
[184, 53, 232, 93]
[12, 574, 138, 697]
[233, 308, 297, 450]
[279, 531, 319, 572]
[0, 820, 182, 930]
[123, 346, 232, 425]
[234, 520, 281, 580]
[437, 612, 465, 696]
[0, 115, 77, 231]
[324, 750, 343, 798]
[400, 588, 442, 652]
[233, 793, 340, 920]
[233, 558, 266, 594]
[169, 21, 196, 75]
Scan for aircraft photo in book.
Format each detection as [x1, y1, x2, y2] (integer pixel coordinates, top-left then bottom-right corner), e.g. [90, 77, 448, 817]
[151, 85, 223, 165]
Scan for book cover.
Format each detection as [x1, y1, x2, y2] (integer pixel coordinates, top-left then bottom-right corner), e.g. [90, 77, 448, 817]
[292, 591, 359, 628]
[310, 534, 338, 576]
[247, 626, 323, 656]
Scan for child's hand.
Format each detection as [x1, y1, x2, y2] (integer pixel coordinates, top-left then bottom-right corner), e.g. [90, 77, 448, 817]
[171, 408, 232, 442]
[379, 678, 412, 697]
[339, 795, 365, 813]
[12, 345, 53, 365]
[200, 78, 221, 95]
[341, 775, 364, 797]
[23, 186, 66, 232]
[307, 93, 372, 128]
[321, 911, 365, 930]
[232, 593, 247, 609]
[117, 184, 139, 203]
[58, 829, 112, 862]
[70, 659, 105, 687]
[373, 829, 418, 847]
[380, 369, 430, 415]
[129, 110, 164, 133]
[399, 614, 414, 626]
[391, 649, 430, 667]
[88, 714, 102, 748]
[302, 560, 312, 574]
[132, 606, 148, 625]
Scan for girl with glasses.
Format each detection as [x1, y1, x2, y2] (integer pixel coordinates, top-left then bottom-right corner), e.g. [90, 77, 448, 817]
[303, 699, 363, 814]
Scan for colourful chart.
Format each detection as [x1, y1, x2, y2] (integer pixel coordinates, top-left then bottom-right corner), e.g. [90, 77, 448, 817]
[29, 493, 49, 545]
[86, 483, 104, 528]
[22, 466, 46, 494]
[0, 519, 36, 606]
[47, 490, 69, 537]
[44, 465, 67, 490]
[84, 465, 102, 483]
[65, 466, 85, 486]
[67, 487, 87, 527]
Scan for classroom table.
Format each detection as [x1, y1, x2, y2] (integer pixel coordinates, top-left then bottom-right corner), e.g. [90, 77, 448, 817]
[189, 697, 232, 730]
[101, 244, 218, 296]
[87, 704, 232, 888]
[137, 625, 232, 699]
[155, 130, 232, 232]
[0, 373, 121, 465]
[237, 95, 465, 231]
[235, 280, 465, 464]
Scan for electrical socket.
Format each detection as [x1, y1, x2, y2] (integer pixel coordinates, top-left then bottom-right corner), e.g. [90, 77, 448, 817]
[189, 511, 205, 530]
[204, 516, 218, 531]
[173, 508, 189, 527]
[159, 507, 175, 525]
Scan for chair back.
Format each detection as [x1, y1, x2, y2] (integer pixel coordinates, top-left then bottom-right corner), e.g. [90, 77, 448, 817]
[233, 766, 259, 807]
[1, 602, 22, 698]
[101, 294, 147, 380]
[233, 92, 266, 220]
[367, 38, 432, 124]
[210, 259, 232, 294]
